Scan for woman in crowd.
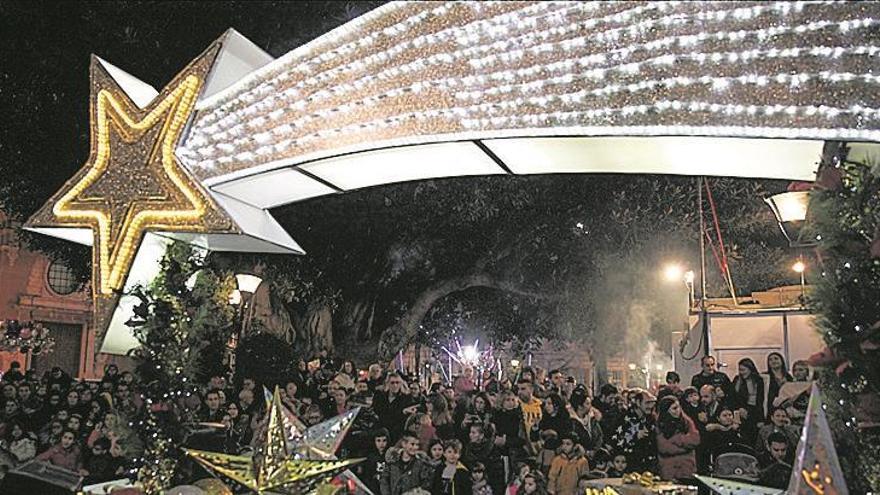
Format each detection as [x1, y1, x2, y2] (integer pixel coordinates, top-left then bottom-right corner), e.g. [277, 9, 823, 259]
[36, 429, 83, 471]
[731, 358, 763, 442]
[655, 396, 700, 482]
[0, 421, 37, 463]
[765, 352, 793, 418]
[775, 360, 813, 425]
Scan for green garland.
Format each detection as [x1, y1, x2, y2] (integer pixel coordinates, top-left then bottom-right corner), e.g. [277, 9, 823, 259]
[810, 143, 880, 492]
[125, 242, 236, 492]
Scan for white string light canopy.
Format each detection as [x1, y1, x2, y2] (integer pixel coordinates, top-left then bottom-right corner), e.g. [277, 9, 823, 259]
[176, 1, 880, 211]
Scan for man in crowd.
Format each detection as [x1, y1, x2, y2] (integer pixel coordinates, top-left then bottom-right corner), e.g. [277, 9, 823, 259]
[517, 379, 543, 455]
[691, 355, 732, 397]
[199, 389, 225, 423]
[373, 371, 414, 443]
[380, 432, 433, 495]
[611, 389, 657, 473]
[758, 432, 793, 489]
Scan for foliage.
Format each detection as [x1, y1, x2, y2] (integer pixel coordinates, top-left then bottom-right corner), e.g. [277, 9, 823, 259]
[234, 332, 298, 388]
[125, 242, 236, 492]
[256, 173, 790, 359]
[808, 145, 880, 492]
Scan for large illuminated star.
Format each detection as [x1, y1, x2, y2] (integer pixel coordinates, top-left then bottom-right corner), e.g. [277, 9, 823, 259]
[186, 388, 361, 494]
[25, 41, 240, 344]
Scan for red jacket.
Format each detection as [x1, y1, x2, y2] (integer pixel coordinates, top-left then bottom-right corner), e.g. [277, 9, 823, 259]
[36, 443, 83, 472]
[656, 414, 700, 481]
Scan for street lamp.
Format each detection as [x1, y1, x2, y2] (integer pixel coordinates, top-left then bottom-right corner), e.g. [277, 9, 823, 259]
[235, 274, 263, 294]
[663, 263, 684, 282]
[227, 274, 263, 382]
[765, 191, 814, 247]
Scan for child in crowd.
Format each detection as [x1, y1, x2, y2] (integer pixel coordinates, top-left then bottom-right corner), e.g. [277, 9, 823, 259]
[427, 437, 445, 468]
[607, 452, 628, 477]
[548, 432, 589, 495]
[681, 387, 701, 420]
[507, 461, 533, 495]
[431, 439, 472, 495]
[586, 447, 611, 479]
[358, 428, 389, 495]
[522, 471, 549, 495]
[704, 405, 744, 467]
[472, 462, 492, 495]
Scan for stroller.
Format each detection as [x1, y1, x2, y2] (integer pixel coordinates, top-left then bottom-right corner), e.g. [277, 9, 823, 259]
[712, 443, 760, 483]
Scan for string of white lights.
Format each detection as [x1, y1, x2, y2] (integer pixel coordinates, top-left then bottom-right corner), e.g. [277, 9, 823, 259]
[195, 1, 819, 124]
[186, 43, 878, 161]
[177, 1, 880, 179]
[190, 99, 880, 169]
[190, 8, 870, 142]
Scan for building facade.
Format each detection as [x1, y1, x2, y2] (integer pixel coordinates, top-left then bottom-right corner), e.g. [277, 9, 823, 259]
[0, 211, 126, 379]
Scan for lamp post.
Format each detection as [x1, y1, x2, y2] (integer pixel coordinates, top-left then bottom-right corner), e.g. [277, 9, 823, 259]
[764, 191, 813, 247]
[227, 274, 262, 383]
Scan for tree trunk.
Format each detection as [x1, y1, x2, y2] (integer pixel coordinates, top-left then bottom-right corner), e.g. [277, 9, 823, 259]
[244, 282, 294, 343]
[378, 272, 550, 358]
[293, 303, 334, 355]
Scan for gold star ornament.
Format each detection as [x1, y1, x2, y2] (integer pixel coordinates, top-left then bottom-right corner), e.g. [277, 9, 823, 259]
[185, 388, 362, 494]
[24, 32, 304, 352]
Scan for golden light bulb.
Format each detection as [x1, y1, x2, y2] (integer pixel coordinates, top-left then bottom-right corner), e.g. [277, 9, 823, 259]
[792, 260, 806, 273]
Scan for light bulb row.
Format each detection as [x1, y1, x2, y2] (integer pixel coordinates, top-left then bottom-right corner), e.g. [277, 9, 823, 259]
[196, 0, 818, 126]
[187, 10, 874, 150]
[184, 60, 879, 163]
[190, 98, 880, 172]
[179, 1, 880, 180]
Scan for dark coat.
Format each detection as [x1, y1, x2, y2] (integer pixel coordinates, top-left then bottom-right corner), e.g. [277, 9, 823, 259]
[373, 391, 414, 442]
[430, 462, 471, 495]
[492, 408, 528, 460]
[380, 447, 434, 495]
[462, 436, 504, 494]
[691, 371, 733, 398]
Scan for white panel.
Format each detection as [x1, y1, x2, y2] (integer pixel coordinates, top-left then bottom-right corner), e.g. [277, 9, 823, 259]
[300, 142, 505, 191]
[200, 29, 274, 105]
[212, 168, 336, 208]
[786, 314, 824, 365]
[101, 233, 176, 355]
[24, 227, 94, 246]
[163, 232, 300, 254]
[711, 315, 784, 349]
[95, 57, 158, 109]
[211, 192, 305, 254]
[484, 137, 822, 181]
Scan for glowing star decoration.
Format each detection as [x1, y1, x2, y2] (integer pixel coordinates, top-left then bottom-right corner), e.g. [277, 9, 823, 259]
[261, 386, 372, 495]
[787, 383, 848, 495]
[23, 44, 233, 345]
[25, 31, 303, 354]
[186, 388, 361, 494]
[289, 408, 360, 460]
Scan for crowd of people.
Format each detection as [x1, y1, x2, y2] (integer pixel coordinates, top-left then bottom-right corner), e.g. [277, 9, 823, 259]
[0, 351, 814, 494]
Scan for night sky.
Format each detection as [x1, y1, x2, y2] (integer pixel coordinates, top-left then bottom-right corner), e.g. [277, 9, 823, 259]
[0, 1, 383, 221]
